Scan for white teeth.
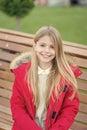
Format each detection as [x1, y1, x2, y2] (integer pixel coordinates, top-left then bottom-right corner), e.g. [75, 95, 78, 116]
[40, 52, 52, 58]
[42, 54, 50, 57]
[41, 53, 50, 56]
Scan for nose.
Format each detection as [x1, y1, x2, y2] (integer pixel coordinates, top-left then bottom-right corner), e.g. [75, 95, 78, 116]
[45, 46, 50, 52]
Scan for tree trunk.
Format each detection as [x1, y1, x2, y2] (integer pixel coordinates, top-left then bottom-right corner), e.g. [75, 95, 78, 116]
[65, 0, 70, 6]
[16, 16, 20, 31]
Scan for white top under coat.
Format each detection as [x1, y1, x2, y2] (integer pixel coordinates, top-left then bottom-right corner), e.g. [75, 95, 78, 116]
[38, 65, 52, 75]
[35, 66, 51, 129]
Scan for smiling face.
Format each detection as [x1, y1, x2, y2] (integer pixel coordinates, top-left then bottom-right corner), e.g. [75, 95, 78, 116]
[34, 35, 56, 69]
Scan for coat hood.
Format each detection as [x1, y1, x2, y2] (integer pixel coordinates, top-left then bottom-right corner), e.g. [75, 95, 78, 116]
[10, 52, 31, 70]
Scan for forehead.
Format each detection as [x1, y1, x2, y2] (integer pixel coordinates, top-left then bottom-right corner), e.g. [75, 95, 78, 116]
[37, 35, 54, 45]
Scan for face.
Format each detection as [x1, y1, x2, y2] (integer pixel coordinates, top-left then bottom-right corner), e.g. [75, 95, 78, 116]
[34, 35, 56, 69]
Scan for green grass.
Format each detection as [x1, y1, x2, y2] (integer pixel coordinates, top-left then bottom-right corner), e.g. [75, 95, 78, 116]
[0, 6, 87, 45]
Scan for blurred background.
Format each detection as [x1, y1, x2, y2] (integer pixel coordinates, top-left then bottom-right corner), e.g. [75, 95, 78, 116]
[0, 0, 87, 45]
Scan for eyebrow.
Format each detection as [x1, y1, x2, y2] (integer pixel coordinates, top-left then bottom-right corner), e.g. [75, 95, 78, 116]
[37, 42, 46, 44]
[37, 42, 54, 46]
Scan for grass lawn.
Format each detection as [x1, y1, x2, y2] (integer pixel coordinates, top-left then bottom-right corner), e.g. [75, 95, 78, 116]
[0, 6, 87, 45]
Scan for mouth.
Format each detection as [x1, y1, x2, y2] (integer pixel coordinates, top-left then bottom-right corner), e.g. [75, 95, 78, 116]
[40, 53, 51, 58]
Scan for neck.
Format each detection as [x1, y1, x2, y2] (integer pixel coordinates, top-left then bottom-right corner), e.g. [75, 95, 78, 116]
[38, 62, 52, 70]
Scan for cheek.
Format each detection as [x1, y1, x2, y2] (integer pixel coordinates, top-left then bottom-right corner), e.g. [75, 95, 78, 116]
[34, 45, 40, 52]
[52, 50, 56, 56]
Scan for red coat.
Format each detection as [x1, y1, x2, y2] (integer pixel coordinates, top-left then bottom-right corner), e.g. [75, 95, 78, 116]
[10, 62, 82, 130]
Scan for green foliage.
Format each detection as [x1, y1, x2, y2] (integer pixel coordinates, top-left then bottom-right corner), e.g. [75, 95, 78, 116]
[0, 6, 87, 45]
[0, 0, 34, 18]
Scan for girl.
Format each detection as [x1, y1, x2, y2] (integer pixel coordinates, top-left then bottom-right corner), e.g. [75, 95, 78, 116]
[10, 26, 82, 130]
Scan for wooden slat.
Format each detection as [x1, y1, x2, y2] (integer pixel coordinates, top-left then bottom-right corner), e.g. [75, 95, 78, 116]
[75, 112, 87, 124]
[71, 122, 87, 130]
[0, 79, 13, 90]
[78, 81, 87, 91]
[73, 56, 87, 68]
[79, 93, 87, 104]
[0, 61, 9, 70]
[0, 112, 13, 122]
[0, 105, 11, 115]
[0, 28, 34, 38]
[0, 70, 14, 81]
[0, 40, 32, 52]
[0, 112, 12, 122]
[63, 41, 87, 50]
[64, 45, 87, 58]
[1, 28, 87, 51]
[0, 88, 12, 99]
[0, 118, 13, 127]
[0, 97, 10, 107]
[0, 122, 12, 130]
[79, 103, 87, 113]
[0, 51, 17, 62]
[0, 32, 34, 46]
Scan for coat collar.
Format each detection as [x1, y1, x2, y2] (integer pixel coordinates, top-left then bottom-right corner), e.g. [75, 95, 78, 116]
[10, 52, 31, 69]
[38, 66, 52, 75]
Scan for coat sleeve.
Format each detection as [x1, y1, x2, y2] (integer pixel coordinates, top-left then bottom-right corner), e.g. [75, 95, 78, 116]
[49, 86, 79, 130]
[10, 77, 42, 130]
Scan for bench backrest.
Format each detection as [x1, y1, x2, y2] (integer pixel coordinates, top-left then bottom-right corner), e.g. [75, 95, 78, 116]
[0, 28, 87, 130]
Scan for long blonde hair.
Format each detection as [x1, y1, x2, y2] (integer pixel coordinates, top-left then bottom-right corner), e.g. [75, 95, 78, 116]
[29, 26, 78, 108]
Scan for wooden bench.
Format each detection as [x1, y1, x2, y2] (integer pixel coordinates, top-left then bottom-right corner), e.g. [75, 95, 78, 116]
[0, 28, 87, 130]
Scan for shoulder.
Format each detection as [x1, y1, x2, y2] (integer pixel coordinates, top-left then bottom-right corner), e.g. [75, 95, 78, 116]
[70, 64, 82, 78]
[10, 52, 31, 70]
[10, 52, 31, 75]
[66, 54, 82, 78]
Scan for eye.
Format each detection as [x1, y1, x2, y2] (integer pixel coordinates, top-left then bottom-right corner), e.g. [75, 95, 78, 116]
[50, 45, 54, 49]
[36, 42, 45, 47]
[39, 43, 46, 47]
[40, 44, 45, 47]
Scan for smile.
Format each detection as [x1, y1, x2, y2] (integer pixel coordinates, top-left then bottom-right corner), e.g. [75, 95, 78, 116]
[40, 53, 52, 58]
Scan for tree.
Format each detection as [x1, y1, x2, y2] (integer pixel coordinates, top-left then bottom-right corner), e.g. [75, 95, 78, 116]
[0, 0, 34, 30]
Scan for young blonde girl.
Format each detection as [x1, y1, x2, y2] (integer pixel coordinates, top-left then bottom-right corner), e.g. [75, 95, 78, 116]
[10, 26, 82, 130]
